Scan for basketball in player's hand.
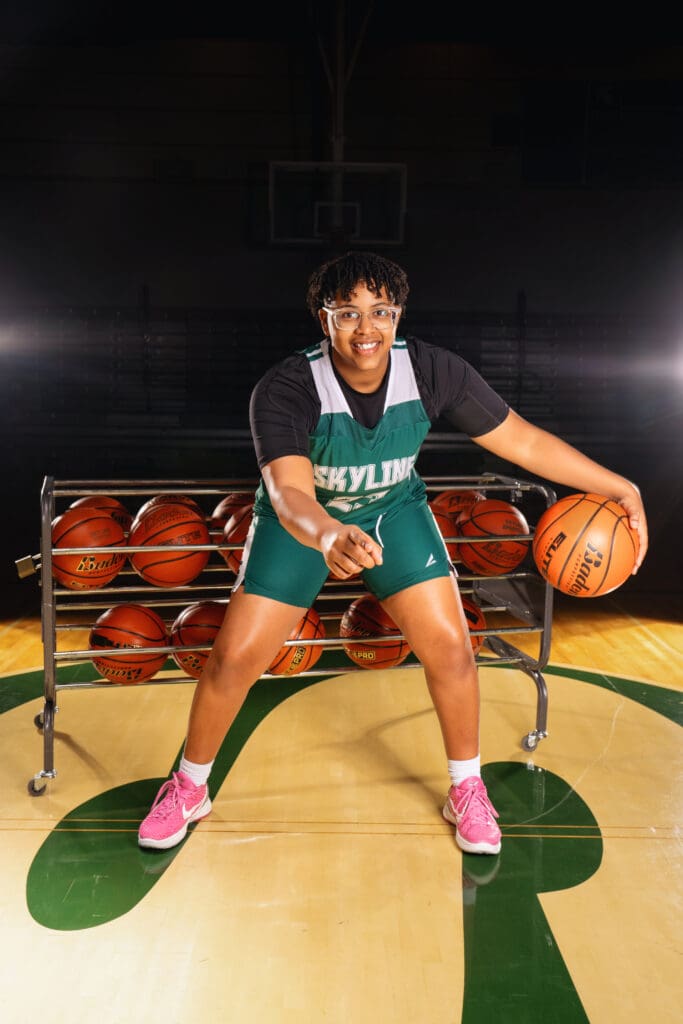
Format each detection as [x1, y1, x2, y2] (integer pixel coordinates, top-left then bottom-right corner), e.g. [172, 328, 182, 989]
[532, 493, 639, 597]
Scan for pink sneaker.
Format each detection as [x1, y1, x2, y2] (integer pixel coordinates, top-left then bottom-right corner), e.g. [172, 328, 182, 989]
[138, 771, 212, 850]
[442, 776, 501, 854]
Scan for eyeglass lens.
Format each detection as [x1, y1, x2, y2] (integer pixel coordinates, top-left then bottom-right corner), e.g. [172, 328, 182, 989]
[330, 308, 397, 329]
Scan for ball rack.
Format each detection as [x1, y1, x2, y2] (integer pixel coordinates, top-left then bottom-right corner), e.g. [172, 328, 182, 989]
[16, 472, 557, 795]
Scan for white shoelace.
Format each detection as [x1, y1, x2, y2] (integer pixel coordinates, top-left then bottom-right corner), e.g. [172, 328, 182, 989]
[457, 784, 499, 824]
[149, 775, 183, 819]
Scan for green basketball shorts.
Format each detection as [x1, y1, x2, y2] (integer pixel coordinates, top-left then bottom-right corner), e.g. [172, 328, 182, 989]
[236, 497, 453, 608]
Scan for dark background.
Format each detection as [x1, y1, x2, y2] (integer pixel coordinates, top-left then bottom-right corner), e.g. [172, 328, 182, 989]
[1, 2, 681, 611]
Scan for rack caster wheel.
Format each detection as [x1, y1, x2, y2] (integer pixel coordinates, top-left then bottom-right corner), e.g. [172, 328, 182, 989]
[28, 778, 47, 796]
[522, 732, 539, 752]
[34, 713, 44, 731]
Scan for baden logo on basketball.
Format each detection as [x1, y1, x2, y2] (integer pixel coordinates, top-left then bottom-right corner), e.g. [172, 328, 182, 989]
[568, 542, 604, 595]
[105, 665, 145, 683]
[76, 553, 124, 573]
[86, 649, 150, 684]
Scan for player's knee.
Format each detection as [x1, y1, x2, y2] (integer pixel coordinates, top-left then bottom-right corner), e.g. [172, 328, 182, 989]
[418, 630, 475, 674]
[201, 641, 265, 692]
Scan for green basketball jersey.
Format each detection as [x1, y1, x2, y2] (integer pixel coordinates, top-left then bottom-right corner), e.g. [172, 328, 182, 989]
[255, 337, 431, 522]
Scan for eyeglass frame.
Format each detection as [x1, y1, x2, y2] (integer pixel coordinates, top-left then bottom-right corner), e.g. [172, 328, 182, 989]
[321, 305, 401, 331]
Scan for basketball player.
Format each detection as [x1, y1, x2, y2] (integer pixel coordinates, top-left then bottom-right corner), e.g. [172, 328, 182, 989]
[139, 251, 648, 855]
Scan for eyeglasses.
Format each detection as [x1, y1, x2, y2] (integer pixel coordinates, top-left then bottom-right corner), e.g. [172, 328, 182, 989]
[322, 306, 400, 331]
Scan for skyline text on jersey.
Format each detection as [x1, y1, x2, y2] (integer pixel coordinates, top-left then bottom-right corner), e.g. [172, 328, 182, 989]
[313, 455, 418, 513]
[313, 455, 417, 493]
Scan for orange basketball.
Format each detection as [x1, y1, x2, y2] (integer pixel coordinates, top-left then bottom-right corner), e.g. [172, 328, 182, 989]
[69, 495, 133, 532]
[431, 507, 461, 561]
[532, 492, 639, 597]
[458, 499, 530, 575]
[460, 595, 487, 655]
[51, 508, 126, 590]
[339, 594, 411, 669]
[210, 492, 254, 546]
[131, 493, 204, 533]
[129, 502, 211, 587]
[171, 601, 227, 678]
[89, 603, 169, 684]
[267, 607, 326, 676]
[429, 489, 484, 563]
[430, 488, 484, 519]
[222, 502, 254, 573]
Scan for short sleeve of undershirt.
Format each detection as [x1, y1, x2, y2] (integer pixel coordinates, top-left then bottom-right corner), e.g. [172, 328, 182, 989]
[249, 352, 320, 470]
[406, 336, 509, 436]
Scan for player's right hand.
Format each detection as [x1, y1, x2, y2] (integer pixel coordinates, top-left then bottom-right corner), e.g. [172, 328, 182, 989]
[320, 524, 383, 578]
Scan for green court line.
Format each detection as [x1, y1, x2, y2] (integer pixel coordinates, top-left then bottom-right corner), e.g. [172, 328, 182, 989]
[25, 666, 326, 931]
[4, 658, 680, 725]
[2, 657, 677, 935]
[463, 762, 601, 1024]
[0, 661, 95, 714]
[6, 654, 680, 1021]
[544, 665, 683, 726]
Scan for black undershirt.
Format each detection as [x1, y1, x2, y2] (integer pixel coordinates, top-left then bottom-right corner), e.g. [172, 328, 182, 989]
[330, 350, 390, 429]
[249, 334, 510, 469]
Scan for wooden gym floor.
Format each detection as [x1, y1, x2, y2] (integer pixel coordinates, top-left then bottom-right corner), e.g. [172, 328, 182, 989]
[0, 583, 681, 1024]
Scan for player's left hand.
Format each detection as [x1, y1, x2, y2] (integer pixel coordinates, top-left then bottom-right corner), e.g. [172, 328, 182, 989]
[614, 486, 648, 571]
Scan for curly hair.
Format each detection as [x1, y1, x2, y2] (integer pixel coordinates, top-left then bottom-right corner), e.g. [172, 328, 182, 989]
[306, 251, 409, 318]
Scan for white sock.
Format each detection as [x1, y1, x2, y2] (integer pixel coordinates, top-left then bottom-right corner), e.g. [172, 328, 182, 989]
[448, 755, 481, 788]
[179, 754, 214, 787]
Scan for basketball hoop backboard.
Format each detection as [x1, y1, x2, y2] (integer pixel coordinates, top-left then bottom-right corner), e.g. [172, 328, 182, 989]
[268, 161, 407, 246]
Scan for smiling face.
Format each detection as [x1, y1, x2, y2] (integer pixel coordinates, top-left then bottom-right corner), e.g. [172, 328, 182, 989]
[317, 282, 402, 393]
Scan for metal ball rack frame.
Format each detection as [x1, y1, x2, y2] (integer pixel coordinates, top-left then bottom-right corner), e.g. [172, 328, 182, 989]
[16, 473, 557, 795]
